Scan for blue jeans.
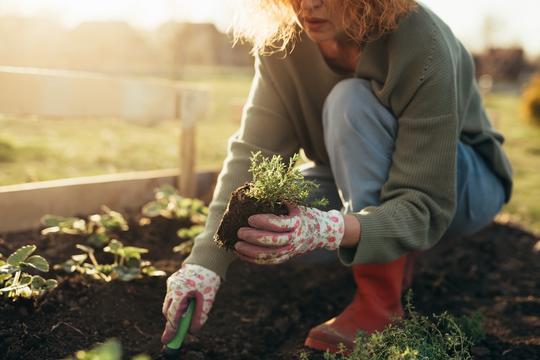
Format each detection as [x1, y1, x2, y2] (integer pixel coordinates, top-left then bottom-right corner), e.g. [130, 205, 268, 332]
[293, 78, 505, 264]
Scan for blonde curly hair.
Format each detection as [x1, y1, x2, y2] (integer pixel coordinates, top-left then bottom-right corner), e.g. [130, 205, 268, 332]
[232, 0, 417, 55]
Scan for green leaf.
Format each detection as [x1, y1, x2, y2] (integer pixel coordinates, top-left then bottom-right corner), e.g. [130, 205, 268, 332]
[0, 273, 12, 282]
[20, 274, 33, 285]
[126, 257, 141, 268]
[88, 232, 110, 248]
[31, 275, 46, 289]
[45, 279, 58, 289]
[40, 214, 67, 227]
[113, 265, 141, 282]
[54, 260, 77, 273]
[122, 246, 148, 259]
[7, 245, 36, 267]
[141, 201, 163, 217]
[104, 239, 122, 253]
[24, 255, 50, 272]
[142, 267, 167, 277]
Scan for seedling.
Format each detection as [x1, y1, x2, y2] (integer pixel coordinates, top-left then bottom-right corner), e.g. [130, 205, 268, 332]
[54, 241, 166, 282]
[63, 338, 150, 360]
[0, 245, 58, 299]
[142, 184, 208, 254]
[142, 184, 208, 223]
[215, 152, 328, 251]
[41, 205, 129, 248]
[246, 151, 328, 208]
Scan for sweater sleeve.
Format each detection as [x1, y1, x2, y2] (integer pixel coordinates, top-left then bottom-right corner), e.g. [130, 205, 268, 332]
[338, 6, 463, 265]
[183, 55, 301, 280]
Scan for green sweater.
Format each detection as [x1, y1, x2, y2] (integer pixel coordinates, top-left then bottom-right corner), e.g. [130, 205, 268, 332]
[184, 4, 513, 280]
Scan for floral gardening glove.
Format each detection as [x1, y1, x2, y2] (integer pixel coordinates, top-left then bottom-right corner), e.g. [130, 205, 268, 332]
[235, 202, 344, 265]
[161, 264, 220, 344]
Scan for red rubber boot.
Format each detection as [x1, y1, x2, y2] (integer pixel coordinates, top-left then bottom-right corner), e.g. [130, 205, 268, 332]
[304, 255, 407, 354]
[402, 251, 423, 292]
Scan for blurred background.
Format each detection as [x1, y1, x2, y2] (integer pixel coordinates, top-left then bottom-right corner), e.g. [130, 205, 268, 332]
[0, 0, 539, 233]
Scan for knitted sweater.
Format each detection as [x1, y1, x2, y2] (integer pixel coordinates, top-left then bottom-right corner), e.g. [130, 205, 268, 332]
[184, 3, 513, 280]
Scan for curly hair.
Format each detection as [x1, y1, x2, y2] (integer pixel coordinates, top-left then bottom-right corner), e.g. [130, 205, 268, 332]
[232, 0, 417, 55]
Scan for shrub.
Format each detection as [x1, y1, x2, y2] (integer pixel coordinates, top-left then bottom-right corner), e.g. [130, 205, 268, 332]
[521, 73, 540, 126]
[314, 290, 484, 360]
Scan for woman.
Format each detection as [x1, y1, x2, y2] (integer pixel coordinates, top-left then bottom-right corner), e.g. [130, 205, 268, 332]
[162, 0, 513, 354]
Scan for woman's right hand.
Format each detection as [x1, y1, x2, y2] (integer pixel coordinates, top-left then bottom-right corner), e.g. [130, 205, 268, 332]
[161, 263, 221, 344]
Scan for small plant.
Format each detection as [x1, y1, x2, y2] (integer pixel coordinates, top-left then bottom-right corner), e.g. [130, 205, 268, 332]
[54, 241, 166, 282]
[41, 205, 129, 248]
[142, 184, 208, 254]
[142, 184, 208, 223]
[215, 152, 328, 251]
[0, 245, 58, 299]
[63, 338, 149, 360]
[317, 290, 484, 360]
[246, 151, 328, 208]
[521, 73, 540, 126]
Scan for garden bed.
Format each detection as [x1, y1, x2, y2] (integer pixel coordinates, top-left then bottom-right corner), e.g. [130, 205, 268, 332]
[1, 211, 539, 359]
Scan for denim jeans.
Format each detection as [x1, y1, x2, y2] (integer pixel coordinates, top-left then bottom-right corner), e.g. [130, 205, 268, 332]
[292, 78, 505, 264]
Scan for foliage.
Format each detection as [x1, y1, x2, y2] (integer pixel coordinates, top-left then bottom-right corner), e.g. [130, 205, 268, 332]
[521, 73, 540, 126]
[245, 151, 329, 208]
[54, 241, 166, 282]
[319, 290, 483, 360]
[63, 338, 149, 360]
[142, 184, 208, 254]
[0, 245, 58, 299]
[41, 206, 129, 248]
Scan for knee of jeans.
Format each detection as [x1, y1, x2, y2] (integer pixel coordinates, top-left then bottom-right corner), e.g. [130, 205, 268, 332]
[323, 78, 372, 127]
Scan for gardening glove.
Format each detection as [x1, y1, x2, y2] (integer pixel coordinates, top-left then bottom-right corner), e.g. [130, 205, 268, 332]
[161, 264, 220, 344]
[235, 202, 344, 265]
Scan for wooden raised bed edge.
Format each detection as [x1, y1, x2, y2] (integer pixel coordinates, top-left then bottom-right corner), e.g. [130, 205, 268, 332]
[0, 167, 220, 234]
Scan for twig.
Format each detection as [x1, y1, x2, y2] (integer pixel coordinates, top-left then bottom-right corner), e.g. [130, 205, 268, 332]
[50, 322, 85, 337]
[134, 323, 150, 338]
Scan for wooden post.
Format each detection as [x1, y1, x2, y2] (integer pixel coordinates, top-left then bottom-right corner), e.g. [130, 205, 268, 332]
[177, 88, 209, 198]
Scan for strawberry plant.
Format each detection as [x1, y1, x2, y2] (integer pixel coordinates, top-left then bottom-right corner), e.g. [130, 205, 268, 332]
[142, 184, 208, 254]
[0, 245, 57, 299]
[54, 241, 166, 282]
[41, 205, 129, 248]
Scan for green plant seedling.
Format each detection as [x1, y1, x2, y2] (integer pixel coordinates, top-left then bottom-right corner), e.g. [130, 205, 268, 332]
[41, 205, 129, 248]
[55, 241, 166, 282]
[142, 184, 209, 254]
[142, 184, 208, 223]
[63, 338, 150, 360]
[246, 151, 329, 208]
[0, 245, 58, 299]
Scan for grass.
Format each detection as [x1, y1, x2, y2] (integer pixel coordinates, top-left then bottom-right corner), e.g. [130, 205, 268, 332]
[0, 66, 253, 185]
[0, 68, 538, 234]
[484, 92, 540, 234]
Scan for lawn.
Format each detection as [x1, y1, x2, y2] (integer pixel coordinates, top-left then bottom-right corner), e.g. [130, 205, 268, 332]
[0, 68, 538, 234]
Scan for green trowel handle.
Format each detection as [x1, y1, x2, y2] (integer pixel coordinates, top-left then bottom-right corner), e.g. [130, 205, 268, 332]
[163, 298, 195, 359]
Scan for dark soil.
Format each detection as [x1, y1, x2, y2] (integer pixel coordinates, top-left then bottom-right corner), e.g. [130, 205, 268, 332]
[214, 183, 288, 252]
[1, 212, 540, 360]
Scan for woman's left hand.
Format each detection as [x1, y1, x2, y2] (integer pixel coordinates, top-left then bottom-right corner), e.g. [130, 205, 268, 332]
[235, 202, 345, 264]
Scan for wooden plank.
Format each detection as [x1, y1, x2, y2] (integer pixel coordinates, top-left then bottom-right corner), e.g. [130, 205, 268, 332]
[0, 168, 219, 234]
